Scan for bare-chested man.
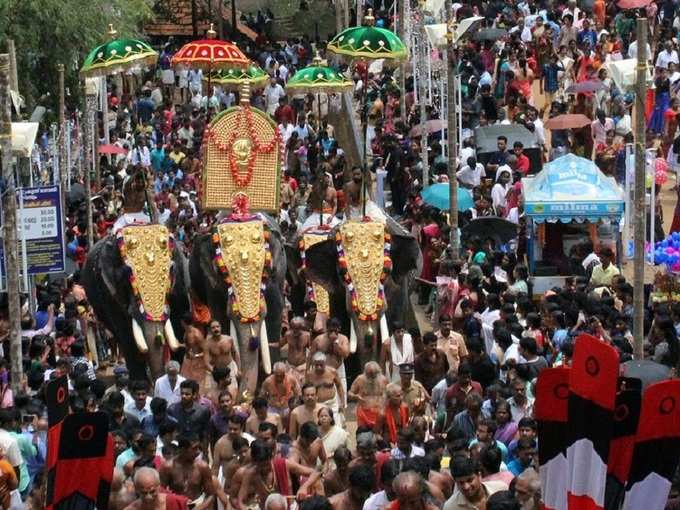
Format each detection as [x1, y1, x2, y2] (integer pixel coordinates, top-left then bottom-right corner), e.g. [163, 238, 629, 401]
[261, 362, 301, 420]
[215, 436, 250, 509]
[212, 414, 250, 477]
[342, 166, 366, 218]
[289, 383, 322, 440]
[180, 314, 209, 395]
[348, 361, 388, 429]
[235, 440, 320, 509]
[328, 464, 375, 510]
[206, 319, 240, 377]
[246, 397, 284, 436]
[278, 317, 310, 380]
[123, 467, 188, 510]
[308, 318, 350, 405]
[289, 421, 327, 469]
[305, 352, 345, 423]
[159, 433, 214, 510]
[308, 168, 337, 224]
[110, 468, 136, 510]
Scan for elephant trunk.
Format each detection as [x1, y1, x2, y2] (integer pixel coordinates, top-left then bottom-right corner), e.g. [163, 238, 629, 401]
[132, 318, 171, 380]
[230, 318, 272, 396]
[351, 315, 386, 366]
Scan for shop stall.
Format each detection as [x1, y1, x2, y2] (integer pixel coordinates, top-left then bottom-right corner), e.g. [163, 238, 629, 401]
[522, 154, 625, 297]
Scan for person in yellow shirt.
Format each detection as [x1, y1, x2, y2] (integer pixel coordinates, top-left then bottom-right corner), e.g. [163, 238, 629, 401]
[168, 141, 186, 166]
[589, 246, 620, 288]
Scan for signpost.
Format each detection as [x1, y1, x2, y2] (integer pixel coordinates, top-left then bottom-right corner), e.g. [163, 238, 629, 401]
[0, 185, 66, 287]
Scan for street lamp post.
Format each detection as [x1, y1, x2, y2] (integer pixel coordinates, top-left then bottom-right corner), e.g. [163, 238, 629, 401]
[446, 12, 459, 261]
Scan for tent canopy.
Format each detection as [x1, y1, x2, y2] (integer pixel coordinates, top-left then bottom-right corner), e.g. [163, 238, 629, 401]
[11, 122, 39, 157]
[474, 124, 539, 154]
[522, 153, 624, 223]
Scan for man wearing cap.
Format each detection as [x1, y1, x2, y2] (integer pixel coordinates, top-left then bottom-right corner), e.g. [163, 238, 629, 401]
[396, 363, 430, 416]
[304, 352, 345, 424]
[105, 366, 134, 408]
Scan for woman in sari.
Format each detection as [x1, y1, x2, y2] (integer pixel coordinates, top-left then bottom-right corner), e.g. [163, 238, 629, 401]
[494, 401, 518, 447]
[318, 406, 348, 469]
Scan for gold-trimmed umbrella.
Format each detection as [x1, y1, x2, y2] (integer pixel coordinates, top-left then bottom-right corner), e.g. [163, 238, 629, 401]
[80, 25, 158, 77]
[203, 63, 269, 91]
[327, 9, 407, 62]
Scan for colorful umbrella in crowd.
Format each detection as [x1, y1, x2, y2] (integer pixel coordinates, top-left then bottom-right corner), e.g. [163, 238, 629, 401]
[286, 53, 353, 121]
[286, 54, 353, 94]
[327, 9, 407, 62]
[565, 80, 608, 94]
[171, 24, 249, 70]
[421, 183, 474, 212]
[203, 63, 269, 91]
[172, 23, 249, 92]
[544, 114, 592, 130]
[80, 25, 158, 77]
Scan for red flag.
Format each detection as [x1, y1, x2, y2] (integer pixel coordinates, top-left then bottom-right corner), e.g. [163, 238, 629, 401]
[535, 367, 570, 510]
[623, 380, 680, 510]
[566, 334, 619, 510]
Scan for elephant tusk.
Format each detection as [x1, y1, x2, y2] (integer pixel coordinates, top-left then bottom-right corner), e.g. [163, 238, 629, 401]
[165, 320, 180, 351]
[131, 318, 149, 353]
[260, 322, 271, 374]
[380, 315, 389, 343]
[350, 321, 357, 353]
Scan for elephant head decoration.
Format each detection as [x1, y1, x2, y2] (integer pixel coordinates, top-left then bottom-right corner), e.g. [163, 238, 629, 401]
[297, 217, 422, 366]
[190, 213, 286, 394]
[82, 225, 190, 381]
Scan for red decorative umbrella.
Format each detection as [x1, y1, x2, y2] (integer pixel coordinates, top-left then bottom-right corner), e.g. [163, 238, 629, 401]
[171, 24, 249, 71]
[544, 114, 592, 130]
[97, 144, 128, 155]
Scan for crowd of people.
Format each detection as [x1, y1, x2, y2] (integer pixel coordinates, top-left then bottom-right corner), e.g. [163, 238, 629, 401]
[3, 0, 680, 509]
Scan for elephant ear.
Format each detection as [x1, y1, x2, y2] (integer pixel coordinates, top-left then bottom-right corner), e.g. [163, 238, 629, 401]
[303, 236, 342, 292]
[386, 216, 422, 283]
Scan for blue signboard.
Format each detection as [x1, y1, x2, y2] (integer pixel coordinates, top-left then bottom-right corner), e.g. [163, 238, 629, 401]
[525, 201, 624, 216]
[0, 186, 66, 275]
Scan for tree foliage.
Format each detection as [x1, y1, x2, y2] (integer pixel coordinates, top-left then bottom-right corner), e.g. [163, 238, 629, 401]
[0, 0, 153, 115]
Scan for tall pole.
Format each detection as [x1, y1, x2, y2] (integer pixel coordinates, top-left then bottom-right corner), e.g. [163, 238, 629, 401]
[232, 0, 237, 37]
[0, 55, 23, 394]
[398, 0, 406, 119]
[633, 18, 648, 360]
[417, 4, 429, 188]
[57, 64, 67, 204]
[446, 12, 459, 261]
[83, 81, 96, 247]
[7, 40, 18, 94]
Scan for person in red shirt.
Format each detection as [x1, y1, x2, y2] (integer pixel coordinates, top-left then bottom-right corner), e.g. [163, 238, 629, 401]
[445, 363, 483, 415]
[274, 96, 295, 126]
[513, 141, 531, 175]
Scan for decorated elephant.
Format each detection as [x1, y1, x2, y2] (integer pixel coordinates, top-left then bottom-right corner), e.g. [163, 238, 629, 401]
[189, 213, 286, 394]
[290, 216, 422, 366]
[82, 224, 190, 381]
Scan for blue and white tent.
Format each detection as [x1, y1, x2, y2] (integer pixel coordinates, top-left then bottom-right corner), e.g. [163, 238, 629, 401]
[522, 153, 624, 224]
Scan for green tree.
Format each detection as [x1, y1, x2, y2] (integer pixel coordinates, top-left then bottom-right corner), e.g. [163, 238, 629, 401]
[0, 0, 153, 113]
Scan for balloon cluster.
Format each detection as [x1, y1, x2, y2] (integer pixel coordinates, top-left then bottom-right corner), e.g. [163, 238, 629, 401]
[653, 233, 680, 271]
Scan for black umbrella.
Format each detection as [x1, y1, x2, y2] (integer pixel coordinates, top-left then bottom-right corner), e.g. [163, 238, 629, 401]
[472, 28, 508, 41]
[462, 217, 518, 245]
[67, 183, 86, 205]
[621, 360, 671, 390]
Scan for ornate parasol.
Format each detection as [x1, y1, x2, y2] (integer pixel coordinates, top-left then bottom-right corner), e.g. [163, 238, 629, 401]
[326, 9, 406, 215]
[286, 55, 354, 95]
[171, 24, 249, 71]
[80, 25, 158, 77]
[203, 63, 269, 91]
[327, 9, 407, 62]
